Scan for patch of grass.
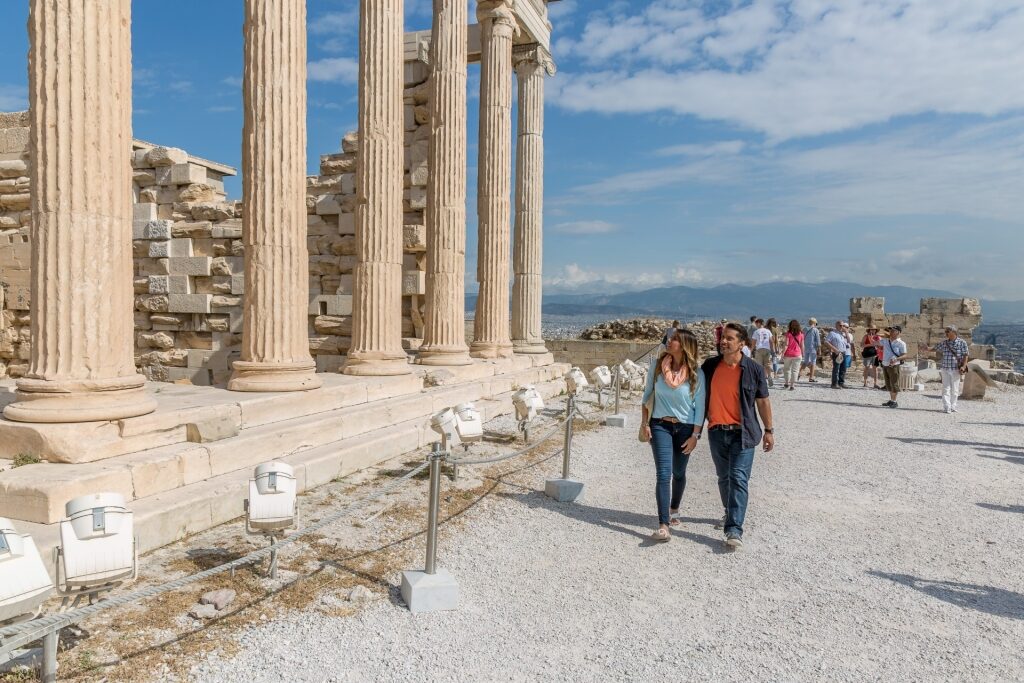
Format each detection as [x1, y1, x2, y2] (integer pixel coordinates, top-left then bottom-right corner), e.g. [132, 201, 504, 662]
[0, 667, 37, 682]
[11, 452, 41, 468]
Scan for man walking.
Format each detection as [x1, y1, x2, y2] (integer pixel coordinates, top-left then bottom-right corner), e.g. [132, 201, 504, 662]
[701, 323, 774, 551]
[751, 318, 774, 387]
[802, 318, 820, 382]
[661, 320, 681, 347]
[927, 325, 969, 413]
[824, 321, 850, 388]
[880, 325, 909, 408]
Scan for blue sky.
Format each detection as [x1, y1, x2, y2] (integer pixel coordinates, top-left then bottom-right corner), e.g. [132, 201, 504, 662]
[2, 0, 1023, 299]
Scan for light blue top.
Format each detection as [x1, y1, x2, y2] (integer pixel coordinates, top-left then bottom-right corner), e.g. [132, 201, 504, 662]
[641, 358, 706, 425]
[804, 326, 820, 353]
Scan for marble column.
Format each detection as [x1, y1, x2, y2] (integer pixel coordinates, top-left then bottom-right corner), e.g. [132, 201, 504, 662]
[471, 0, 517, 359]
[417, 0, 472, 366]
[343, 0, 411, 376]
[4, 0, 156, 423]
[230, 0, 321, 392]
[511, 46, 554, 355]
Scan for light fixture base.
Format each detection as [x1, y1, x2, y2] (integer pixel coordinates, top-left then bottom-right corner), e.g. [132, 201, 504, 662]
[400, 568, 459, 614]
[544, 478, 584, 503]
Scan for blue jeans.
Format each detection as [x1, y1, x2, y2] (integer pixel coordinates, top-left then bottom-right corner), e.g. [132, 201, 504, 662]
[649, 419, 695, 525]
[831, 353, 847, 386]
[708, 429, 755, 538]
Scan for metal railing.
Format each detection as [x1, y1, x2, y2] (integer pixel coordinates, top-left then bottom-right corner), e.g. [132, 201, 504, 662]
[1, 390, 628, 681]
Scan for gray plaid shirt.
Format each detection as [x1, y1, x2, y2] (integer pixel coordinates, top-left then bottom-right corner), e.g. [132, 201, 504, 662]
[936, 337, 969, 370]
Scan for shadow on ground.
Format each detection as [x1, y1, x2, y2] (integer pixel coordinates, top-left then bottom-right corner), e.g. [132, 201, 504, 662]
[888, 436, 1024, 460]
[868, 571, 1024, 621]
[498, 489, 729, 553]
[976, 502, 1024, 514]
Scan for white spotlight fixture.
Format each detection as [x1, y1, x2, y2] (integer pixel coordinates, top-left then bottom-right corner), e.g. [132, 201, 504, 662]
[56, 493, 137, 608]
[0, 518, 54, 625]
[430, 407, 461, 450]
[589, 365, 612, 406]
[245, 461, 298, 579]
[565, 367, 588, 395]
[512, 385, 545, 442]
[454, 402, 483, 444]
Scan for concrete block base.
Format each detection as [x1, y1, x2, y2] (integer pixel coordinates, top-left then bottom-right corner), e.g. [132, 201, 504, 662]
[605, 414, 627, 428]
[545, 478, 584, 503]
[400, 568, 459, 614]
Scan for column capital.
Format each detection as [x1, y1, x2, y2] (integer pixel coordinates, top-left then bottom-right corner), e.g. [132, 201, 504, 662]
[513, 44, 556, 76]
[477, 0, 519, 34]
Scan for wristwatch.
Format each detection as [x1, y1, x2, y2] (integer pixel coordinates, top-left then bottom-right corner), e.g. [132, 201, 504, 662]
[764, 428, 774, 434]
[694, 432, 702, 441]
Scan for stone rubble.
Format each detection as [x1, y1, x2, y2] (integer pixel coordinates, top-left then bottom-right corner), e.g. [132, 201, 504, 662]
[580, 318, 719, 357]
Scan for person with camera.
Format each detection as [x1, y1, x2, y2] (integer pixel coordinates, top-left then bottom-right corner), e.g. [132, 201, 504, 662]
[880, 325, 909, 408]
[924, 325, 970, 413]
[824, 321, 850, 388]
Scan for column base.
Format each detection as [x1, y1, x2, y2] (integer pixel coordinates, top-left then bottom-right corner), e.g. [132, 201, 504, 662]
[416, 345, 474, 366]
[3, 375, 157, 424]
[228, 360, 322, 392]
[342, 350, 412, 376]
[469, 341, 514, 359]
[512, 340, 548, 354]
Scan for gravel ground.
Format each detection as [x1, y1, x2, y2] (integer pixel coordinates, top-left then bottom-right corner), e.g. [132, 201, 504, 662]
[193, 381, 1024, 682]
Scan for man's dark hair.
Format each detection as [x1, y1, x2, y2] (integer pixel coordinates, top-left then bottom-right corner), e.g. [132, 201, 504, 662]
[724, 321, 749, 343]
[749, 316, 756, 322]
[755, 318, 764, 325]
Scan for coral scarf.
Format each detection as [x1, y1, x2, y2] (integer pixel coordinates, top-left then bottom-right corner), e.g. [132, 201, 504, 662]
[660, 355, 688, 389]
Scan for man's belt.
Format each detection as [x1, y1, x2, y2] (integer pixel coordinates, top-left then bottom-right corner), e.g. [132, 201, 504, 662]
[709, 423, 741, 432]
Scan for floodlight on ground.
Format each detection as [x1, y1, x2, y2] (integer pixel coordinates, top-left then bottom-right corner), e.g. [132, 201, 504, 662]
[512, 386, 545, 442]
[56, 493, 137, 608]
[0, 517, 54, 625]
[430, 407, 461, 450]
[245, 461, 298, 579]
[565, 367, 588, 395]
[454, 402, 483, 444]
[589, 365, 612, 406]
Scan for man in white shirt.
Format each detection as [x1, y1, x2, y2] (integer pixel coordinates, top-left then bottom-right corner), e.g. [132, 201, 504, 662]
[823, 321, 850, 389]
[880, 325, 909, 408]
[751, 319, 774, 387]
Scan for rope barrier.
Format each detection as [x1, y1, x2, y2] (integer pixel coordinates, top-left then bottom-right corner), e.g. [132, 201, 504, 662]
[0, 459, 431, 654]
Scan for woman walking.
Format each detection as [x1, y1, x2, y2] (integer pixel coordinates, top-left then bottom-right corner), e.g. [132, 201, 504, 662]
[782, 320, 804, 390]
[641, 329, 706, 542]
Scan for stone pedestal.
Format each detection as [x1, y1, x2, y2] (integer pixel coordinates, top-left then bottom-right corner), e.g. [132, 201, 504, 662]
[511, 46, 554, 355]
[344, 0, 412, 376]
[604, 414, 626, 428]
[400, 568, 459, 613]
[471, 0, 516, 360]
[4, 0, 156, 423]
[230, 0, 321, 393]
[545, 478, 584, 503]
[417, 0, 472, 367]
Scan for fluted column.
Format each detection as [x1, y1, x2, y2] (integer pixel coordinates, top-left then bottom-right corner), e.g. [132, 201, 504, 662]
[471, 0, 517, 359]
[230, 0, 321, 392]
[417, 0, 472, 366]
[4, 0, 156, 423]
[511, 46, 554, 355]
[343, 0, 411, 376]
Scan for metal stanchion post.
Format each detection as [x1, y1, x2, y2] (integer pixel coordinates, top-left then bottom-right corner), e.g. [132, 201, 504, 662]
[614, 371, 621, 415]
[400, 442, 459, 613]
[41, 629, 58, 683]
[605, 365, 627, 428]
[546, 393, 584, 502]
[424, 444, 442, 575]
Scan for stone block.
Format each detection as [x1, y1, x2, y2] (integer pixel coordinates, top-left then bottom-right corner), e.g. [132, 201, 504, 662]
[403, 223, 426, 252]
[308, 294, 353, 316]
[148, 275, 192, 295]
[187, 415, 241, 443]
[402, 270, 425, 296]
[338, 213, 355, 235]
[168, 294, 211, 314]
[0, 159, 28, 178]
[146, 146, 188, 167]
[604, 414, 627, 428]
[168, 256, 212, 276]
[316, 195, 342, 215]
[171, 163, 208, 185]
[400, 569, 459, 614]
[545, 478, 585, 503]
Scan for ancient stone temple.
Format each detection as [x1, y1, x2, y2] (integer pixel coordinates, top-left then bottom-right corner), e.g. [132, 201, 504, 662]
[0, 0, 562, 559]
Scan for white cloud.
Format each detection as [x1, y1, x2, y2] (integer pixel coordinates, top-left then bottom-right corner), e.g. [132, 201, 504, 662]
[308, 8, 359, 36]
[308, 57, 358, 84]
[552, 220, 618, 234]
[543, 263, 704, 292]
[0, 84, 26, 111]
[550, 0, 1024, 140]
[207, 105, 235, 113]
[655, 140, 745, 157]
[548, 0, 578, 22]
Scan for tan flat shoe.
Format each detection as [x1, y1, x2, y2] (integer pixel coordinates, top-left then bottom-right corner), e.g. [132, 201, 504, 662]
[651, 528, 670, 542]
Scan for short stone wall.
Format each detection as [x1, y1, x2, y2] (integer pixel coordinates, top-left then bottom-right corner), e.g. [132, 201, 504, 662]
[549, 339, 659, 373]
[848, 297, 984, 361]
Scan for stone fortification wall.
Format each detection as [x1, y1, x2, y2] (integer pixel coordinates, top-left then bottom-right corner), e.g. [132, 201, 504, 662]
[549, 340, 659, 373]
[0, 57, 432, 383]
[848, 297, 985, 360]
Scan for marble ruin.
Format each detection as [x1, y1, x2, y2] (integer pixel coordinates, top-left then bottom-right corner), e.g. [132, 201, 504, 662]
[0, 0, 562, 559]
[848, 297, 988, 360]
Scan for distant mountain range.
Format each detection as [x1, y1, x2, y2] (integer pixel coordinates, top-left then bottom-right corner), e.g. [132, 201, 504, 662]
[466, 281, 1024, 322]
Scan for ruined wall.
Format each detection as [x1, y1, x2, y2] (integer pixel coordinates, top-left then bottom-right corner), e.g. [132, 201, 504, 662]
[849, 297, 984, 360]
[0, 56, 433, 383]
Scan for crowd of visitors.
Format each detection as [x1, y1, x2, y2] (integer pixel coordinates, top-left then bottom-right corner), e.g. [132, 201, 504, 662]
[640, 315, 972, 551]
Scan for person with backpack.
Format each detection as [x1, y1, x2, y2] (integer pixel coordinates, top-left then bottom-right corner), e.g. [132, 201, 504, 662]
[861, 326, 882, 389]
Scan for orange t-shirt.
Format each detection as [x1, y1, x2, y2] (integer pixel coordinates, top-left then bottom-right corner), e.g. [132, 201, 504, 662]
[708, 362, 742, 427]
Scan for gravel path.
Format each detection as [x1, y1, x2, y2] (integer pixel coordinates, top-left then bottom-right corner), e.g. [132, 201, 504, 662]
[193, 382, 1024, 682]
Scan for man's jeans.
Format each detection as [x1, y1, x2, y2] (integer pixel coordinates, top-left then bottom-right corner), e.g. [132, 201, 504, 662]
[940, 368, 962, 411]
[708, 429, 756, 538]
[831, 353, 847, 386]
[649, 420, 695, 525]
